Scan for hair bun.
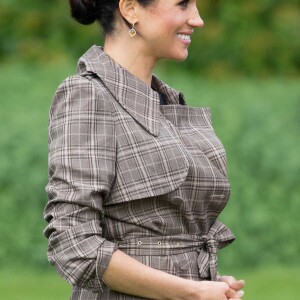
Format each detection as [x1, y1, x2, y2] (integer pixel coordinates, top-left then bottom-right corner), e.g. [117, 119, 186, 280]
[69, 0, 98, 25]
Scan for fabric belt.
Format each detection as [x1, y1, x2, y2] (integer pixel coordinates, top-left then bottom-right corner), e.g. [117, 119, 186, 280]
[116, 220, 235, 281]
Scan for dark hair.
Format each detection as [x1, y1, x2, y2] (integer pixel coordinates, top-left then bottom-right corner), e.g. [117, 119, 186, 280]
[69, 0, 155, 34]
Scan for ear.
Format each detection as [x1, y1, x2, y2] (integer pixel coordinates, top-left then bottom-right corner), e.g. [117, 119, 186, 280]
[119, 0, 139, 24]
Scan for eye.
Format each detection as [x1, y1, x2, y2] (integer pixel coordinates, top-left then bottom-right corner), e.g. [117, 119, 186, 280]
[178, 0, 189, 9]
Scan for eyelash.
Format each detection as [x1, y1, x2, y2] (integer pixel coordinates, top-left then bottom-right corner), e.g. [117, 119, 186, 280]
[178, 0, 189, 9]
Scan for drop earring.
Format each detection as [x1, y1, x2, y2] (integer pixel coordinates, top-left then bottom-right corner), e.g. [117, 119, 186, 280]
[129, 23, 136, 37]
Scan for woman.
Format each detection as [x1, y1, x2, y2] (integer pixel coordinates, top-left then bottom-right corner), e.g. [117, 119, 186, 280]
[44, 0, 245, 299]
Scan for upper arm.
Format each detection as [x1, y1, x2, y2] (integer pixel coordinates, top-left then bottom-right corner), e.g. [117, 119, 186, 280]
[47, 75, 116, 211]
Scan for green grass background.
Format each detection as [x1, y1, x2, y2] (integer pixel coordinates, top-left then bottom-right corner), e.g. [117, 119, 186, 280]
[0, 61, 299, 299]
[0, 266, 299, 300]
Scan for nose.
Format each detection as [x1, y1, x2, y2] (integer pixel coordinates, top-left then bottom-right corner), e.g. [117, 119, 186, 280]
[188, 6, 204, 28]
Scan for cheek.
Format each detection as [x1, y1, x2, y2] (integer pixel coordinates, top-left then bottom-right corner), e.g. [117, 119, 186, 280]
[147, 7, 182, 32]
[156, 19, 181, 38]
[163, 16, 186, 34]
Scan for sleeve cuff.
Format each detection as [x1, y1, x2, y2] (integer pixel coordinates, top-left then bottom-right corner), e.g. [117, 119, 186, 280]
[91, 240, 118, 293]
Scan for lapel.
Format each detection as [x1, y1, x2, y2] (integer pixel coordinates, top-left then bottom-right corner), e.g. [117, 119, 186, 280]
[77, 45, 186, 137]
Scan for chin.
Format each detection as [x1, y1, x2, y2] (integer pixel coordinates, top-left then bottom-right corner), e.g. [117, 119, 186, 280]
[177, 55, 188, 62]
[167, 50, 189, 61]
[173, 52, 189, 62]
[176, 48, 189, 61]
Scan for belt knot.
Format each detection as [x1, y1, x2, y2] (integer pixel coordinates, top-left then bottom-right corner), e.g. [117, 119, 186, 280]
[202, 235, 219, 254]
[196, 221, 235, 281]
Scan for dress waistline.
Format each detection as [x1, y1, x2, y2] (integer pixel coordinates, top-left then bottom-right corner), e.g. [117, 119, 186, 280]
[115, 220, 235, 281]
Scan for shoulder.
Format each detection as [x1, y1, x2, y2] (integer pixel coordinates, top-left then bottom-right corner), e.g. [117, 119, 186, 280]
[51, 74, 114, 115]
[54, 74, 107, 102]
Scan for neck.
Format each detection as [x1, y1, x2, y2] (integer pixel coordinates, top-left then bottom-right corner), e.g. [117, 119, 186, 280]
[103, 34, 157, 86]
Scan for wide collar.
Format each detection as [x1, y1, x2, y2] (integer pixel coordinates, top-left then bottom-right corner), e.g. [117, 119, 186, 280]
[77, 45, 185, 136]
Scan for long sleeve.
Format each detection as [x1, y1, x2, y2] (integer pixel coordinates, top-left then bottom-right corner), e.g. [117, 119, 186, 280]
[43, 75, 117, 293]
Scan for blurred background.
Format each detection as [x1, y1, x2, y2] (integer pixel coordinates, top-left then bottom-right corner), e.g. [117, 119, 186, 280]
[0, 1, 299, 299]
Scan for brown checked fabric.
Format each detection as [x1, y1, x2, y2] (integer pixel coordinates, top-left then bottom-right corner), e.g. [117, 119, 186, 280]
[44, 46, 235, 300]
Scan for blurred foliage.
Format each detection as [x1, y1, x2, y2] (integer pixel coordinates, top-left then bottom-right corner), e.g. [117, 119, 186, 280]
[192, 0, 300, 77]
[0, 0, 299, 77]
[0, 64, 299, 269]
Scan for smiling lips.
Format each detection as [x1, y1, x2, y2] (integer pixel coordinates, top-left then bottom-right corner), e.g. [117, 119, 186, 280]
[177, 33, 192, 45]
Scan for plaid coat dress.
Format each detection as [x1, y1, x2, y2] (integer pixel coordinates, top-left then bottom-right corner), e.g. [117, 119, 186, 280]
[44, 46, 235, 300]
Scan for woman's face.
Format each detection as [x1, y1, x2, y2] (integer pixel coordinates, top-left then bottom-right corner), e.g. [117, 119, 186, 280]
[136, 0, 204, 62]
